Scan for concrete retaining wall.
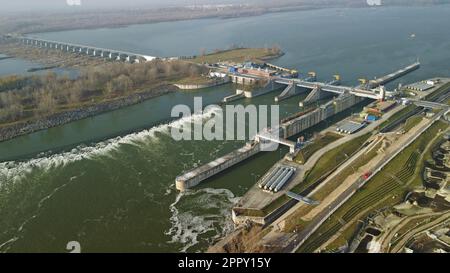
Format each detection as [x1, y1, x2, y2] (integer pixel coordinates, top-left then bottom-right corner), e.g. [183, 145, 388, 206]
[176, 142, 261, 191]
[174, 77, 230, 90]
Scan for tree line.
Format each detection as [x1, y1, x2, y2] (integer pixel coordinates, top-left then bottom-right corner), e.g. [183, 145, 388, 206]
[0, 60, 208, 124]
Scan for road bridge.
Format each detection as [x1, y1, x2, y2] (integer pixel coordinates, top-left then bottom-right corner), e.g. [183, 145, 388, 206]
[286, 192, 320, 205]
[275, 62, 420, 101]
[15, 36, 158, 63]
[411, 100, 450, 110]
[255, 133, 296, 153]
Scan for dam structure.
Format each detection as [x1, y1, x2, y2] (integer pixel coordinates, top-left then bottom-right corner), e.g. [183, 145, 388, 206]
[14, 36, 158, 63]
[175, 63, 420, 191]
[275, 62, 420, 101]
[175, 142, 261, 191]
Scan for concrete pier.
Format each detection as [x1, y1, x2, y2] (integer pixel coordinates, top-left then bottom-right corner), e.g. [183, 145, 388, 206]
[175, 64, 421, 191]
[275, 63, 420, 100]
[275, 82, 298, 102]
[175, 93, 365, 191]
[175, 142, 261, 191]
[283, 93, 365, 138]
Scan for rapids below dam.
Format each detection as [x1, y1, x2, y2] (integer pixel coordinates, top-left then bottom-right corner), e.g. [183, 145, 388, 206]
[1, 5, 450, 252]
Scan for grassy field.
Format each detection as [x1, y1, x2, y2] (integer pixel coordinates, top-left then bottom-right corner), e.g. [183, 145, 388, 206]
[297, 120, 448, 253]
[233, 208, 266, 218]
[259, 133, 370, 217]
[283, 139, 380, 233]
[294, 133, 342, 164]
[403, 116, 423, 133]
[191, 48, 283, 64]
[378, 104, 417, 131]
[425, 82, 450, 101]
[172, 75, 214, 85]
[312, 141, 381, 201]
[292, 133, 371, 194]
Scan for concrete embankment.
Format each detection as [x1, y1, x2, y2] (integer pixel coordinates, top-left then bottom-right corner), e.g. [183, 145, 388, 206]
[175, 142, 261, 191]
[176, 93, 366, 191]
[224, 80, 283, 102]
[0, 85, 176, 142]
[241, 81, 284, 98]
[175, 77, 231, 90]
[275, 82, 306, 102]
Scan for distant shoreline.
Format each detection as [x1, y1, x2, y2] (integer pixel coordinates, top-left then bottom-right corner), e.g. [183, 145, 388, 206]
[2, 2, 447, 35]
[0, 85, 176, 143]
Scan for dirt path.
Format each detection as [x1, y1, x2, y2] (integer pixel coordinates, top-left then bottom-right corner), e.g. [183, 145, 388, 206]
[390, 211, 450, 253]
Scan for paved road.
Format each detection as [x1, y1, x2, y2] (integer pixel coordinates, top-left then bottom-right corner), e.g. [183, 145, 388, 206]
[288, 109, 447, 253]
[379, 212, 443, 252]
[390, 211, 450, 253]
[266, 105, 406, 229]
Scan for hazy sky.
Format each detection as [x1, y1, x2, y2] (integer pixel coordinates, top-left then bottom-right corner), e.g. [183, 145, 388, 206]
[0, 0, 250, 12]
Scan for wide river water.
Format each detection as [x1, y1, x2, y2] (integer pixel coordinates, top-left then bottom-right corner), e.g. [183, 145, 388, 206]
[0, 6, 449, 252]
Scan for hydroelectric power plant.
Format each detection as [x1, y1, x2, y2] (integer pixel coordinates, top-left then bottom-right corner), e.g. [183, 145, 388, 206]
[175, 62, 420, 191]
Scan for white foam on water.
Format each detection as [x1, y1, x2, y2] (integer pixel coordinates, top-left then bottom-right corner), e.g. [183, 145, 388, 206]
[0, 107, 220, 185]
[166, 188, 240, 252]
[1, 174, 80, 252]
[0, 237, 19, 253]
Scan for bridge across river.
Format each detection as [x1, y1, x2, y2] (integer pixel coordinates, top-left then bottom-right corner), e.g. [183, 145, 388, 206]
[275, 62, 420, 100]
[16, 36, 158, 63]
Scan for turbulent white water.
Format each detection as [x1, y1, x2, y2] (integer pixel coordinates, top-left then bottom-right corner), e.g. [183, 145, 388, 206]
[0, 106, 234, 252]
[0, 107, 222, 185]
[166, 188, 239, 252]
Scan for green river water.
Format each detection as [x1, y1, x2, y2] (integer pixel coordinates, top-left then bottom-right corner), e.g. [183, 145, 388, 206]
[0, 6, 449, 252]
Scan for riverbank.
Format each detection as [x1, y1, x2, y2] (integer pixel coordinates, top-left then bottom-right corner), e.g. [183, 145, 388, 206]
[0, 2, 364, 34]
[0, 41, 108, 69]
[188, 47, 284, 64]
[0, 84, 176, 142]
[1, 2, 446, 34]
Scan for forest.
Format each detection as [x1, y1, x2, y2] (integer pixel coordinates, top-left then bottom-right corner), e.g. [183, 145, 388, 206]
[0, 60, 207, 125]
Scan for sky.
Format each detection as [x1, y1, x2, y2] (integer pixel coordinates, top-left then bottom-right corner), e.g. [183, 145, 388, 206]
[0, 0, 251, 12]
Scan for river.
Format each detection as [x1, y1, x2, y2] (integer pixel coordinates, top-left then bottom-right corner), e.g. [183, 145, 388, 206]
[0, 5, 449, 252]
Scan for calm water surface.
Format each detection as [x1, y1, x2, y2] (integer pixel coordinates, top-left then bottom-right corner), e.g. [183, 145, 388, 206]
[1, 6, 449, 252]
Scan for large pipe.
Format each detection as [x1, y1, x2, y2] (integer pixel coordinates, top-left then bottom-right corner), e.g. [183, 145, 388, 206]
[270, 168, 293, 192]
[263, 167, 286, 190]
[265, 168, 288, 190]
[258, 167, 281, 189]
[274, 168, 295, 193]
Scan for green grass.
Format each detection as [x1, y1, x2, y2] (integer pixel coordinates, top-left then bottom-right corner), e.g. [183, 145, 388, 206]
[403, 116, 423, 132]
[312, 141, 381, 201]
[259, 133, 370, 217]
[325, 221, 360, 251]
[172, 75, 214, 85]
[297, 121, 448, 253]
[191, 48, 282, 64]
[378, 104, 417, 131]
[292, 133, 371, 194]
[294, 133, 342, 164]
[233, 208, 265, 218]
[425, 82, 450, 101]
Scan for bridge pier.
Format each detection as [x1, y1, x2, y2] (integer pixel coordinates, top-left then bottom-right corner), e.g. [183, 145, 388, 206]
[109, 52, 119, 60]
[118, 54, 128, 62]
[127, 55, 137, 63]
[300, 86, 334, 107]
[16, 36, 157, 63]
[101, 51, 110, 58]
[275, 82, 299, 102]
[86, 48, 95, 56]
[92, 50, 101, 57]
